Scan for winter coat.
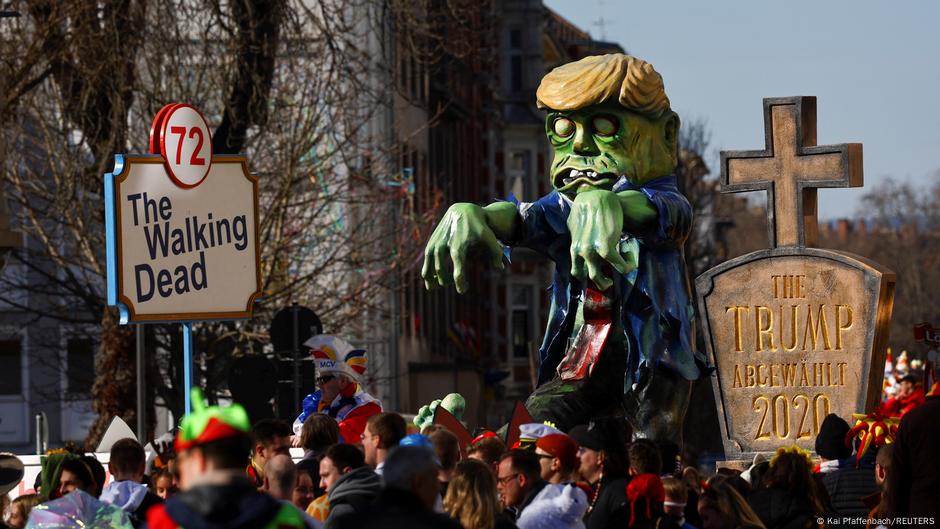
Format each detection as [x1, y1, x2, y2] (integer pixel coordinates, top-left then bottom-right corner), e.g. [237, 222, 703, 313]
[747, 487, 816, 529]
[145, 478, 306, 529]
[818, 453, 877, 529]
[517, 483, 589, 529]
[330, 487, 463, 529]
[506, 480, 549, 521]
[584, 476, 628, 529]
[324, 466, 382, 528]
[99, 480, 163, 528]
[887, 394, 940, 519]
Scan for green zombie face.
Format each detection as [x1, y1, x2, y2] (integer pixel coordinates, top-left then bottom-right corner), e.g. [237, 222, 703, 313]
[546, 101, 679, 197]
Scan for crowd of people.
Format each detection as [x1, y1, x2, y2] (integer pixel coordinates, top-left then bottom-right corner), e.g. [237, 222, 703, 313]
[1, 378, 938, 529]
[1, 341, 937, 529]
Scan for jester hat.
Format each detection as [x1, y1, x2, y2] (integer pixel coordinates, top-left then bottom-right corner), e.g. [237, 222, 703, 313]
[175, 388, 251, 452]
[303, 334, 367, 381]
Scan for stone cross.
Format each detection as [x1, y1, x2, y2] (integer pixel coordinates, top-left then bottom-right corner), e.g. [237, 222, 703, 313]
[720, 97, 863, 248]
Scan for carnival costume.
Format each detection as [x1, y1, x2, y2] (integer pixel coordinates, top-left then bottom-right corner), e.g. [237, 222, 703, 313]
[292, 335, 381, 443]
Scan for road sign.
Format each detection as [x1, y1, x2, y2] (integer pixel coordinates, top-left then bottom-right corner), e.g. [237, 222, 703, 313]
[105, 107, 261, 323]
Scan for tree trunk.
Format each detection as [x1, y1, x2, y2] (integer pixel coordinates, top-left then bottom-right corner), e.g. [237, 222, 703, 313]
[85, 308, 137, 450]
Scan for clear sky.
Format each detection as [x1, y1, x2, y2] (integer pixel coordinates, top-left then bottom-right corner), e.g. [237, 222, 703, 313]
[544, 0, 940, 220]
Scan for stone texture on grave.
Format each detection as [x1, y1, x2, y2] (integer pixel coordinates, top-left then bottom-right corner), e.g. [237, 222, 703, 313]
[697, 96, 895, 460]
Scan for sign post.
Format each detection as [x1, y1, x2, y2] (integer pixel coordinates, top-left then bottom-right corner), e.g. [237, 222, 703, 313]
[105, 104, 262, 414]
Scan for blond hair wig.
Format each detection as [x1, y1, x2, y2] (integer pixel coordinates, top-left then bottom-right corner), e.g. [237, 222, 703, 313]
[536, 54, 671, 119]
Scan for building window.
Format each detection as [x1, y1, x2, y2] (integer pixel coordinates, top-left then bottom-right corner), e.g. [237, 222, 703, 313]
[0, 339, 21, 395]
[510, 56, 523, 93]
[511, 285, 534, 360]
[66, 338, 95, 397]
[509, 150, 532, 200]
[510, 29, 522, 49]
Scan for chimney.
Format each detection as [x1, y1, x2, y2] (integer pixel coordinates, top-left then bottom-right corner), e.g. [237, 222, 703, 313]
[836, 219, 851, 243]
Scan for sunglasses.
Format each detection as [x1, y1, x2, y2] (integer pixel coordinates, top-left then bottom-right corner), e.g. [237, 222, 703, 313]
[316, 374, 336, 385]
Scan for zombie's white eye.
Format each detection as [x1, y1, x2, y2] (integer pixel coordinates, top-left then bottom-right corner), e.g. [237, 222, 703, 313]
[592, 115, 618, 137]
[553, 117, 575, 138]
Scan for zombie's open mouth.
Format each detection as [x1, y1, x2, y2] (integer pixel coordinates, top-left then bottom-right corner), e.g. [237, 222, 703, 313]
[554, 168, 617, 193]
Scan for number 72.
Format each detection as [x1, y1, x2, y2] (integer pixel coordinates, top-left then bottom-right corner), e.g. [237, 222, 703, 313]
[170, 126, 207, 166]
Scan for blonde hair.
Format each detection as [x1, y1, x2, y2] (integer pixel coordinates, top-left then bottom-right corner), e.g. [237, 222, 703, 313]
[536, 54, 671, 119]
[12, 494, 42, 522]
[698, 479, 767, 529]
[443, 459, 498, 529]
[661, 476, 687, 503]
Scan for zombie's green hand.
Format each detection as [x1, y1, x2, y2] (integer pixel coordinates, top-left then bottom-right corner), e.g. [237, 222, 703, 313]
[422, 203, 506, 293]
[567, 188, 635, 290]
[414, 393, 467, 430]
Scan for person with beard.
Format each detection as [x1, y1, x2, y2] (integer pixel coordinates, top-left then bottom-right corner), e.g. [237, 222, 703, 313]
[497, 450, 548, 523]
[569, 420, 629, 529]
[146, 389, 308, 529]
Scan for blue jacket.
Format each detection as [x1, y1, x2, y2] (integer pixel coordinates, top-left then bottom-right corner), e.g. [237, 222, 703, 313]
[508, 175, 705, 388]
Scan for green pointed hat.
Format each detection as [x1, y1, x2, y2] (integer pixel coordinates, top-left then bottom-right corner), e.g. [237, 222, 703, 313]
[175, 388, 250, 451]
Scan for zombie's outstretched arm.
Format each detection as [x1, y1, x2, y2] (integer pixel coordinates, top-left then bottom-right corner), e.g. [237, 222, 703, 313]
[421, 201, 518, 293]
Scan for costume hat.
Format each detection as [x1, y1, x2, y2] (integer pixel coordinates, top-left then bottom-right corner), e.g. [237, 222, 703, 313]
[303, 334, 367, 381]
[175, 388, 250, 452]
[0, 452, 24, 496]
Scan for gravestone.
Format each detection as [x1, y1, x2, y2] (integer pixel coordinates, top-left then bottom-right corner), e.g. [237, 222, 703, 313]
[697, 97, 896, 459]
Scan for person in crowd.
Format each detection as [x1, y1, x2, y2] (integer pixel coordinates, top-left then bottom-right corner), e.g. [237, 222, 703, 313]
[146, 389, 308, 529]
[150, 468, 177, 500]
[497, 449, 548, 522]
[866, 444, 893, 528]
[517, 423, 564, 450]
[662, 477, 696, 529]
[468, 432, 507, 472]
[814, 414, 876, 527]
[263, 455, 321, 529]
[878, 375, 925, 417]
[100, 438, 163, 527]
[332, 445, 462, 529]
[7, 495, 40, 529]
[299, 414, 341, 464]
[516, 481, 589, 529]
[747, 447, 829, 529]
[28, 455, 131, 527]
[57, 457, 97, 497]
[444, 459, 517, 529]
[741, 454, 769, 490]
[534, 433, 580, 484]
[569, 422, 629, 529]
[429, 428, 461, 496]
[1, 453, 25, 528]
[679, 465, 704, 529]
[713, 470, 752, 498]
[80, 456, 106, 498]
[307, 444, 367, 522]
[624, 473, 679, 529]
[698, 478, 766, 529]
[292, 336, 382, 443]
[362, 412, 407, 475]
[886, 379, 940, 519]
[628, 439, 662, 476]
[247, 418, 293, 488]
[264, 454, 298, 501]
[294, 459, 319, 511]
[323, 445, 382, 528]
